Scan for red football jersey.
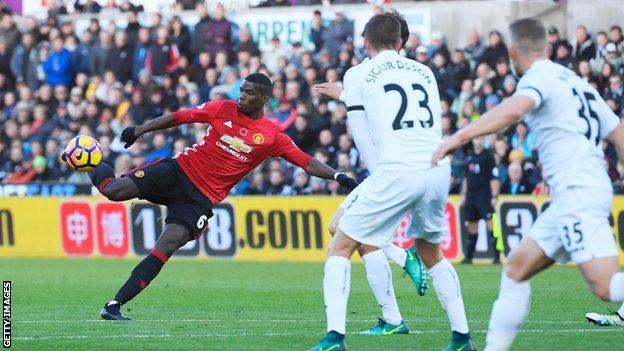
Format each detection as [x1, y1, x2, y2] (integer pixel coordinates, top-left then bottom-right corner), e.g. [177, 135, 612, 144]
[172, 100, 312, 204]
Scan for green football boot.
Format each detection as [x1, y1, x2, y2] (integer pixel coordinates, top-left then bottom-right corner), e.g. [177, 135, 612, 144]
[586, 312, 624, 327]
[403, 246, 429, 296]
[307, 331, 347, 351]
[359, 318, 409, 335]
[443, 331, 477, 351]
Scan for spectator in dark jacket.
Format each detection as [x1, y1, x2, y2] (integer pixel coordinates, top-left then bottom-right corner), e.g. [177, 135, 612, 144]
[105, 32, 133, 82]
[170, 16, 192, 59]
[43, 37, 72, 87]
[321, 11, 352, 58]
[0, 14, 20, 53]
[132, 27, 151, 82]
[574, 25, 596, 63]
[311, 10, 325, 53]
[235, 27, 259, 57]
[480, 30, 508, 69]
[125, 10, 142, 43]
[192, 3, 212, 55]
[448, 49, 470, 94]
[72, 30, 96, 75]
[554, 40, 574, 69]
[91, 31, 113, 75]
[10, 32, 39, 87]
[547, 26, 570, 61]
[146, 26, 180, 78]
[205, 4, 232, 59]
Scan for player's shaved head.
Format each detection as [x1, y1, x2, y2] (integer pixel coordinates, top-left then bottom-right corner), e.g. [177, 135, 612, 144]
[363, 14, 401, 51]
[244, 73, 273, 97]
[509, 18, 547, 54]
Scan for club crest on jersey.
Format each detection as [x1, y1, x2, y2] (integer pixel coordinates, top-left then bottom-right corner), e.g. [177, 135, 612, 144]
[134, 170, 145, 178]
[220, 134, 253, 153]
[252, 133, 265, 144]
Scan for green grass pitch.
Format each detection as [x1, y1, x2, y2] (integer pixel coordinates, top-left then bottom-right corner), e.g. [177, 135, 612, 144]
[2, 258, 622, 350]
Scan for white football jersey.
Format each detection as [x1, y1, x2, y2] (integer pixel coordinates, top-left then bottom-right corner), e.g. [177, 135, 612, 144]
[342, 50, 446, 171]
[514, 59, 620, 195]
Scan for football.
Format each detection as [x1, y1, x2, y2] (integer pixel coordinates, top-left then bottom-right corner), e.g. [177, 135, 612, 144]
[64, 135, 103, 172]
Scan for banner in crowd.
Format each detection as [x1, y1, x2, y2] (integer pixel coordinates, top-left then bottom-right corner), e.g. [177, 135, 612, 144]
[1, 195, 623, 265]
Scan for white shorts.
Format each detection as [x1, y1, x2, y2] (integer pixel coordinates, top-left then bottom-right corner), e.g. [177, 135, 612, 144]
[338, 164, 450, 247]
[528, 186, 618, 264]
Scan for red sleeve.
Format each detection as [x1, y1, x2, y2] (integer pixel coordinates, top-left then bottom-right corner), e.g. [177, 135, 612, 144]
[173, 100, 225, 124]
[272, 132, 312, 169]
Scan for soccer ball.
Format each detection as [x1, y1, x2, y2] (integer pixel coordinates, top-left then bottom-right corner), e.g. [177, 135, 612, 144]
[64, 135, 103, 172]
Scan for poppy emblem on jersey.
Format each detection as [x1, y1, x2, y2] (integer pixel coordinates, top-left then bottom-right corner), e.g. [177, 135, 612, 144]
[134, 170, 145, 178]
[252, 133, 265, 144]
[220, 134, 253, 153]
[239, 128, 248, 136]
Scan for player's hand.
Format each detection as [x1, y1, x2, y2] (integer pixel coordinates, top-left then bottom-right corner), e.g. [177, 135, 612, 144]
[121, 127, 138, 148]
[335, 172, 359, 190]
[313, 82, 342, 100]
[431, 135, 461, 166]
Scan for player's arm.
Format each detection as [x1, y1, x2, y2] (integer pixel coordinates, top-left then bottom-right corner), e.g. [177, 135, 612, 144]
[120, 101, 223, 149]
[272, 132, 359, 190]
[348, 112, 378, 172]
[431, 96, 535, 165]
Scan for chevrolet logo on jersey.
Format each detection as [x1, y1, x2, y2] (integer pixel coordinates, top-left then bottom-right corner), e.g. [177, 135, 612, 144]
[220, 135, 253, 153]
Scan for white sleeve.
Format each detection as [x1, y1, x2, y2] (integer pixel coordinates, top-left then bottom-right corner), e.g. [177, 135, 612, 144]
[342, 67, 377, 171]
[347, 113, 378, 172]
[338, 90, 345, 102]
[513, 72, 550, 111]
[342, 68, 365, 112]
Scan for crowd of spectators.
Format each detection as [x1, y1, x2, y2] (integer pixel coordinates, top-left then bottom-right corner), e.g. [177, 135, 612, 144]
[0, 2, 623, 196]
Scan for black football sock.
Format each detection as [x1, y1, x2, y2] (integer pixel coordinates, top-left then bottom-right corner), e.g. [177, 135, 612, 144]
[488, 230, 500, 261]
[88, 163, 115, 192]
[465, 233, 478, 261]
[113, 249, 169, 305]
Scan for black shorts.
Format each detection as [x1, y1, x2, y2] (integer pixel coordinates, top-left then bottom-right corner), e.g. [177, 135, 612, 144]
[464, 190, 494, 222]
[125, 158, 214, 239]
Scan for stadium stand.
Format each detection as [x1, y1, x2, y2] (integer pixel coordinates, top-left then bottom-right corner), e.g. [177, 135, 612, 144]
[0, 1, 623, 196]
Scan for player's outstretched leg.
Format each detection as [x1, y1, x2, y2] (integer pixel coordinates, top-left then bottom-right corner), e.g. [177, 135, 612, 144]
[484, 238, 553, 351]
[88, 162, 141, 201]
[61, 154, 141, 201]
[100, 223, 191, 321]
[415, 239, 476, 351]
[359, 246, 409, 335]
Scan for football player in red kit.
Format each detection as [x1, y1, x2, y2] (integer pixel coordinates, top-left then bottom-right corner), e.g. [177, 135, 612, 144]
[67, 73, 358, 320]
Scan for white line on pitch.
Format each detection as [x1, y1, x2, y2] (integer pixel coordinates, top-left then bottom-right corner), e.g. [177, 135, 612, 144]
[13, 328, 622, 342]
[12, 319, 587, 325]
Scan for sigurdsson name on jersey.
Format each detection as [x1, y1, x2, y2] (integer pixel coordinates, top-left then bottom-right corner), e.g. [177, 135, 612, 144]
[365, 60, 432, 84]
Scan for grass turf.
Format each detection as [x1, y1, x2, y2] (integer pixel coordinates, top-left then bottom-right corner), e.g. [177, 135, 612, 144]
[2, 258, 622, 350]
